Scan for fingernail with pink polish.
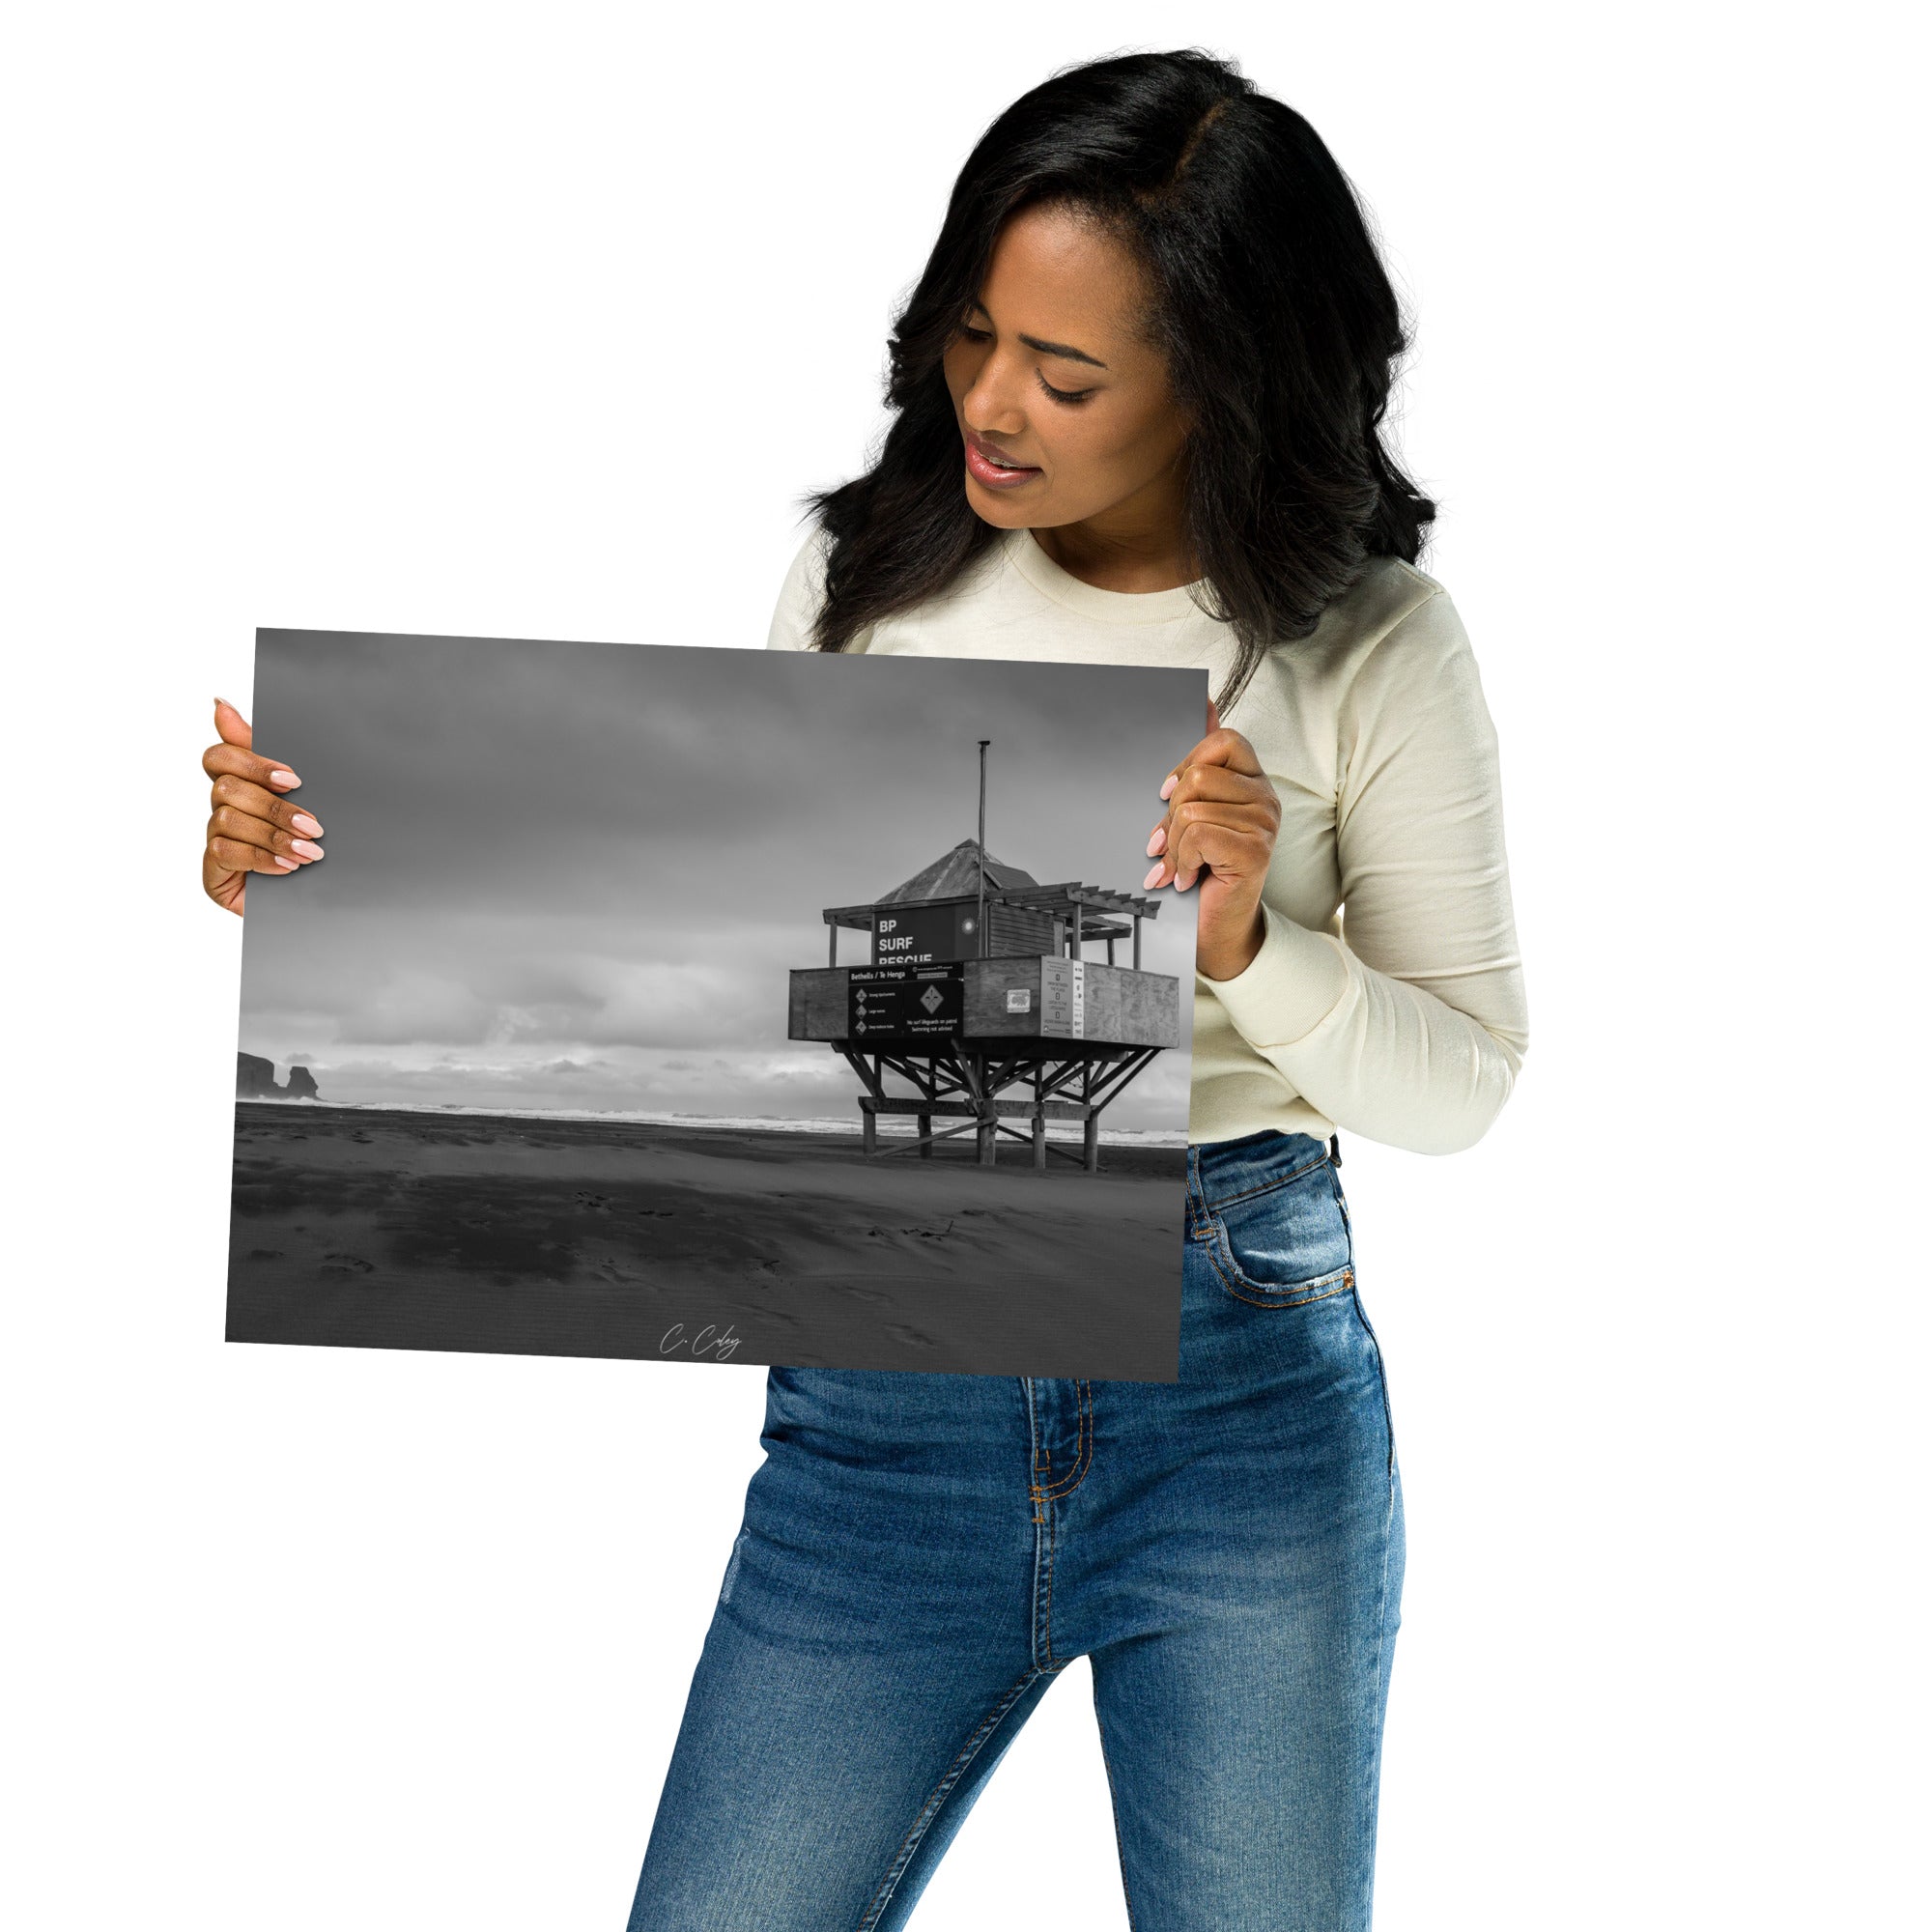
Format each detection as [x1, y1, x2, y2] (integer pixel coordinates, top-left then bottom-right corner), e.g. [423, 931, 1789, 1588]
[1159, 775, 1178, 800]
[1146, 827, 1167, 858]
[269, 769, 299, 788]
[291, 812, 323, 837]
[291, 839, 325, 861]
[273, 855, 299, 870]
[1144, 863, 1165, 890]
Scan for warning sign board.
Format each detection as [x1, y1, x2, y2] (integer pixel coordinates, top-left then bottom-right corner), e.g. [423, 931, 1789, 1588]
[847, 964, 964, 1040]
[1041, 958, 1086, 1038]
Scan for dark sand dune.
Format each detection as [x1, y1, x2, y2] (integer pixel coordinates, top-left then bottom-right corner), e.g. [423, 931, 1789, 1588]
[226, 1105, 1185, 1379]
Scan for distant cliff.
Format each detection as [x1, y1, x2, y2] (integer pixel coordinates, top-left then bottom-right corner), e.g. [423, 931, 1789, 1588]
[237, 1052, 321, 1101]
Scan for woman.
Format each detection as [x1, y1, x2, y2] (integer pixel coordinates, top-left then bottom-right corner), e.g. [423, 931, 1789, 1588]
[201, 48, 1527, 1932]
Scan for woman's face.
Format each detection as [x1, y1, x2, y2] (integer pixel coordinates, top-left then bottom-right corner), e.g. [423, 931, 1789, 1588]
[941, 202, 1190, 538]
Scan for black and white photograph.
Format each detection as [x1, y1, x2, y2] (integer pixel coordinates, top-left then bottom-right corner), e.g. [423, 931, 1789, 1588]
[227, 630, 1204, 1379]
[9, 8, 1918, 1930]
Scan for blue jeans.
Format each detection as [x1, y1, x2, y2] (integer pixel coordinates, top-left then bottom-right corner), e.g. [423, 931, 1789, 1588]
[627, 1130, 1405, 1930]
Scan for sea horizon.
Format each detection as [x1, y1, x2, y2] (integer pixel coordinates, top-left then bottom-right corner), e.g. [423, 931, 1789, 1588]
[233, 1094, 1192, 1148]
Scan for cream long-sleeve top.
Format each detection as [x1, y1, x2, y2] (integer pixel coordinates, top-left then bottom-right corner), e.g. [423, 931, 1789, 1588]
[766, 522, 1529, 1155]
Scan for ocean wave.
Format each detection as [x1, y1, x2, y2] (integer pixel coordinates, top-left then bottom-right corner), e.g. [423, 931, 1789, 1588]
[235, 1096, 1191, 1148]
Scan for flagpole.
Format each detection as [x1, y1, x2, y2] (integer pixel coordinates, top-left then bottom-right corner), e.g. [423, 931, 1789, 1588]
[977, 739, 990, 959]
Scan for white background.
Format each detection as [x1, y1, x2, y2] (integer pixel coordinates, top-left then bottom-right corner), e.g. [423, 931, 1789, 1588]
[4, 4, 1923, 1926]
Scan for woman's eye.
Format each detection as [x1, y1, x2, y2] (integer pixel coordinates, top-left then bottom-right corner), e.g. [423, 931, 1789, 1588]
[955, 323, 1092, 404]
[1037, 373, 1094, 406]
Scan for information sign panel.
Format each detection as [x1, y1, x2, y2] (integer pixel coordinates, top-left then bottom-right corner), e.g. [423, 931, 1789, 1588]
[847, 963, 965, 1040]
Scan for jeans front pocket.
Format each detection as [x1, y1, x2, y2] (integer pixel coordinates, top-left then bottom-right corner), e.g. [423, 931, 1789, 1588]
[1201, 1151, 1355, 1309]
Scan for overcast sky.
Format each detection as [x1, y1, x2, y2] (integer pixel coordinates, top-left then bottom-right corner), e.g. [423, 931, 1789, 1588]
[238, 631, 1206, 1128]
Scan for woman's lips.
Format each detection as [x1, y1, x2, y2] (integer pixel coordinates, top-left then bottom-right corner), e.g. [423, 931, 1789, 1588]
[964, 434, 1041, 488]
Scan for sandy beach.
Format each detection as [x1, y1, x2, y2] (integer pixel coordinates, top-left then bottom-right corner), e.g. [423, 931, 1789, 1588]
[227, 1103, 1185, 1378]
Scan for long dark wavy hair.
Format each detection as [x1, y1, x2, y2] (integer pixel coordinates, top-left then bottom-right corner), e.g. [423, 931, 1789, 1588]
[801, 47, 1436, 713]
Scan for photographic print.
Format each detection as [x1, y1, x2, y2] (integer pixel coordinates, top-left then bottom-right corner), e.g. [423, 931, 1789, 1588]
[226, 630, 1204, 1378]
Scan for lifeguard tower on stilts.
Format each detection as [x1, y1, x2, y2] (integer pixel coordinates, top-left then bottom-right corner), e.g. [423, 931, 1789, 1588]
[786, 743, 1180, 1172]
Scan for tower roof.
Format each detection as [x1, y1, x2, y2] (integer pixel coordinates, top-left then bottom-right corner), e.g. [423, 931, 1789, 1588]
[877, 838, 1037, 905]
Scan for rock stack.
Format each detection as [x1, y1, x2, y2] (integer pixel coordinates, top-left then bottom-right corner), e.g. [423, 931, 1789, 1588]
[236, 1052, 322, 1101]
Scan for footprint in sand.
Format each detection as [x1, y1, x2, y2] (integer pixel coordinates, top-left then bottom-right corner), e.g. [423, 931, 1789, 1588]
[574, 1192, 613, 1214]
[883, 1323, 935, 1350]
[246, 1249, 284, 1262]
[321, 1253, 376, 1274]
[837, 1285, 893, 1305]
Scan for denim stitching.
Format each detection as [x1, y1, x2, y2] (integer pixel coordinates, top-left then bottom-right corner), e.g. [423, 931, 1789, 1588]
[1037, 1498, 1060, 1668]
[1021, 1382, 1055, 1668]
[1037, 1380, 1094, 1499]
[1184, 1164, 1214, 1241]
[1197, 1148, 1333, 1212]
[1023, 1379, 1044, 1525]
[1032, 1461, 1066, 1671]
[1206, 1199, 1354, 1299]
[1202, 1234, 1355, 1310]
[855, 1665, 1046, 1930]
[1026, 1380, 1093, 1671]
[1025, 1389, 1045, 1656]
[1350, 1293, 1397, 1491]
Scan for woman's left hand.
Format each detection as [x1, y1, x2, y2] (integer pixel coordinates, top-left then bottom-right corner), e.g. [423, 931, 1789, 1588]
[1144, 699, 1281, 981]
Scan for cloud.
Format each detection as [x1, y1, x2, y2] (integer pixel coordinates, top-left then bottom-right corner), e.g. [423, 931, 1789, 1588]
[238, 633, 1204, 1122]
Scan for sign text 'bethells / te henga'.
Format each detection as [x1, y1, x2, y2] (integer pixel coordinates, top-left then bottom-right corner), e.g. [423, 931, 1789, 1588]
[847, 964, 965, 1039]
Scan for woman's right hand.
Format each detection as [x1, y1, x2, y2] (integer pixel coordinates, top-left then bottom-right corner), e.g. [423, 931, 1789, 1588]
[201, 697, 326, 916]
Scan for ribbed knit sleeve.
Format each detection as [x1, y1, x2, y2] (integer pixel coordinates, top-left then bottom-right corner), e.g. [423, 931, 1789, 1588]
[1204, 588, 1530, 1153]
[765, 527, 833, 652]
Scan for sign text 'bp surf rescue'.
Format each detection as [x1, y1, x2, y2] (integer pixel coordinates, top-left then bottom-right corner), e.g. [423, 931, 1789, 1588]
[872, 904, 980, 966]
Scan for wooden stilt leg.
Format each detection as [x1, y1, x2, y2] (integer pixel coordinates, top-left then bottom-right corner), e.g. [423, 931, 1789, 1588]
[918, 1112, 932, 1157]
[978, 1112, 996, 1167]
[862, 1108, 877, 1156]
[1033, 1109, 1047, 1172]
[1083, 1110, 1100, 1173]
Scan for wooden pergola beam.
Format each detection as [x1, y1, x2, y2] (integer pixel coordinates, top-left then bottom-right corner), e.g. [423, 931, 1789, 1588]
[820, 883, 1163, 926]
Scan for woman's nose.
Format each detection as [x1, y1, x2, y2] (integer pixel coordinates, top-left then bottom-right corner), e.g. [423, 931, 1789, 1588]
[961, 360, 1028, 435]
